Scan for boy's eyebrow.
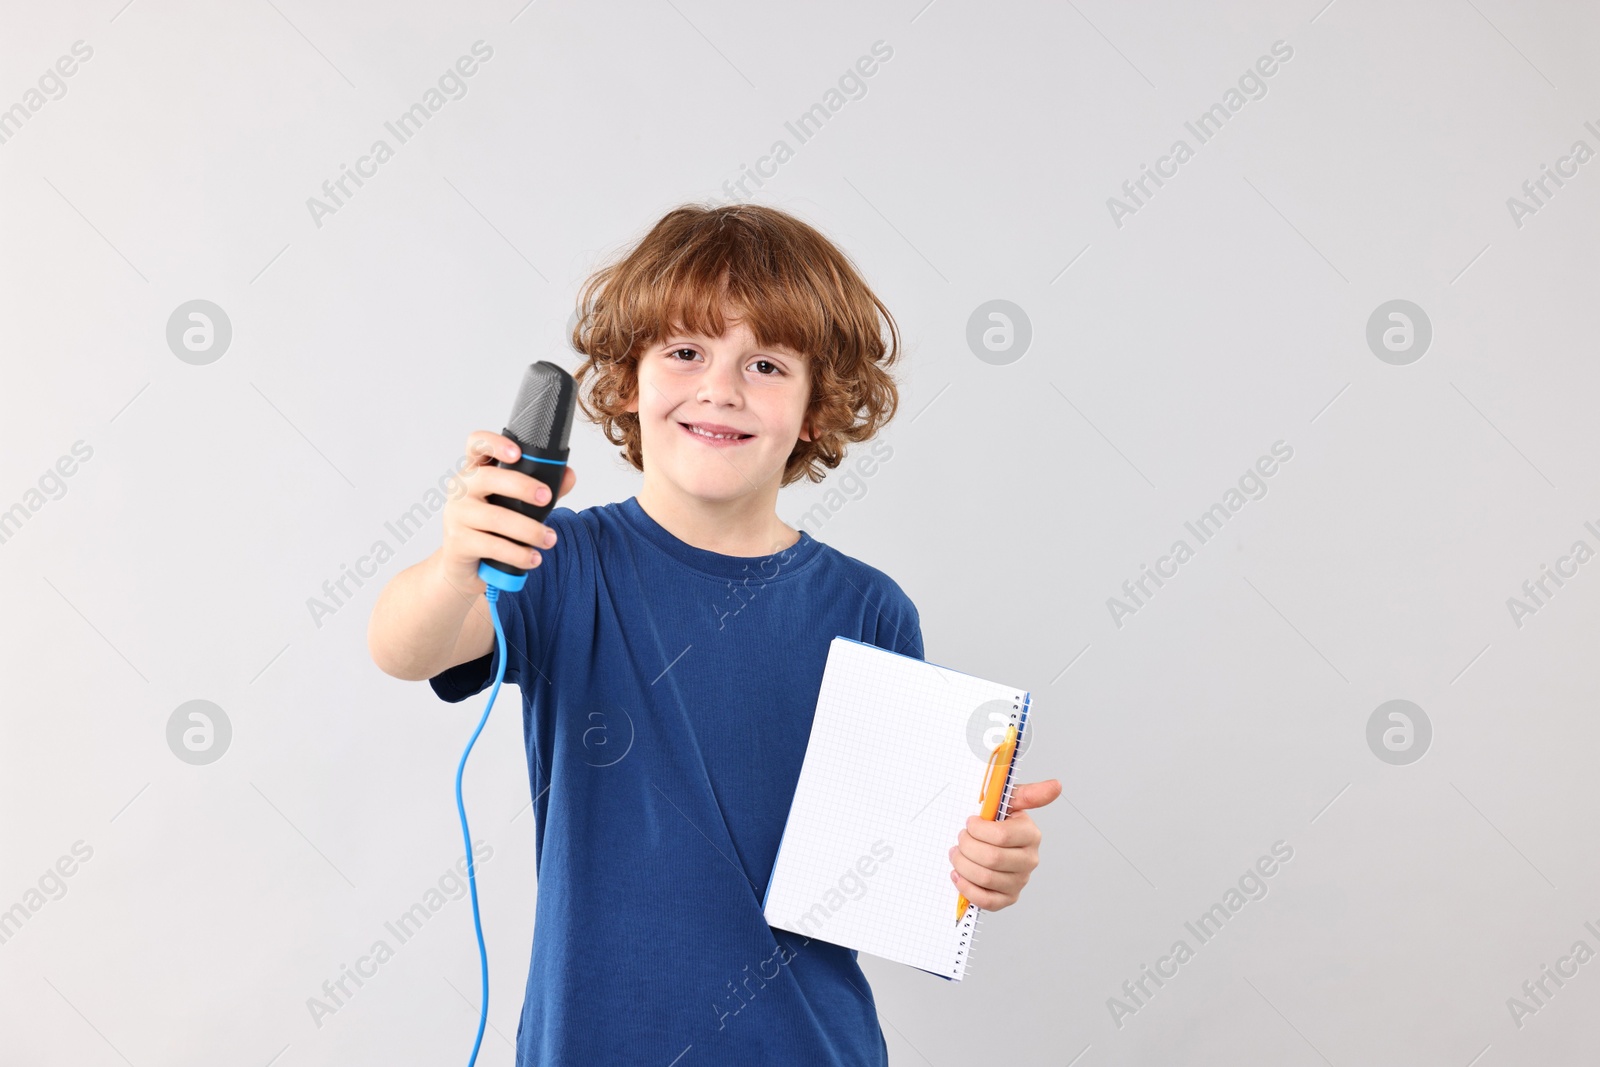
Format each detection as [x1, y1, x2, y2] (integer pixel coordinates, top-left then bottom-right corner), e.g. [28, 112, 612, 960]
[657, 333, 807, 359]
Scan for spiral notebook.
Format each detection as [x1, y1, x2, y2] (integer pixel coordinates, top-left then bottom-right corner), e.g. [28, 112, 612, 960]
[762, 636, 1032, 981]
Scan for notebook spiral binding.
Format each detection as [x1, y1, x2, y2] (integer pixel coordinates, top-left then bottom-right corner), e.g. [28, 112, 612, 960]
[950, 692, 1031, 979]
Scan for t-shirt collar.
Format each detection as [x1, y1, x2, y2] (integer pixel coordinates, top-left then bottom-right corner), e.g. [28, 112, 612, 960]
[616, 495, 820, 582]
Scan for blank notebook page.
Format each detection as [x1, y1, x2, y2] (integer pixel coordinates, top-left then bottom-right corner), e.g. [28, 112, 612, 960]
[762, 636, 1029, 981]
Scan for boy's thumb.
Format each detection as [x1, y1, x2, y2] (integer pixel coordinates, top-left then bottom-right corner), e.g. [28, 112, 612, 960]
[1008, 779, 1063, 813]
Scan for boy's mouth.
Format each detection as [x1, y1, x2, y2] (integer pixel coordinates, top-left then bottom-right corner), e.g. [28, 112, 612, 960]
[678, 421, 755, 445]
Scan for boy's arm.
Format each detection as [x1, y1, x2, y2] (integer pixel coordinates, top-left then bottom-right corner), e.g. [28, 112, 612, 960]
[367, 551, 497, 681]
[367, 431, 575, 681]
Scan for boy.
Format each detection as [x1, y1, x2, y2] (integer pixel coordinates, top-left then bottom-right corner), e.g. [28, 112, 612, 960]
[367, 203, 1060, 1065]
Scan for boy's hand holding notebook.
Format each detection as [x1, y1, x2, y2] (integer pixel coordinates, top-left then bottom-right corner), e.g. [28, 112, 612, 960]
[948, 775, 1061, 915]
[762, 637, 1046, 981]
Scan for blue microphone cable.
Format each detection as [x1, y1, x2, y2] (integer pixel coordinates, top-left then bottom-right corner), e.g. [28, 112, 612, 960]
[456, 355, 575, 1063]
[454, 584, 508, 1067]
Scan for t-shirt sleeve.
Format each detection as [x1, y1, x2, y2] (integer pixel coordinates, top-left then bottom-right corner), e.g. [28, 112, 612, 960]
[869, 572, 923, 661]
[892, 600, 924, 660]
[427, 506, 574, 703]
[426, 587, 534, 703]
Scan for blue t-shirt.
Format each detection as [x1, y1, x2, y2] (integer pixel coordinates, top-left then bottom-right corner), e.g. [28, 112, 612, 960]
[429, 495, 923, 1066]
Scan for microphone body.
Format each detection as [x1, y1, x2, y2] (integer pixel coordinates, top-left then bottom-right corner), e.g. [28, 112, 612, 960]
[477, 361, 576, 593]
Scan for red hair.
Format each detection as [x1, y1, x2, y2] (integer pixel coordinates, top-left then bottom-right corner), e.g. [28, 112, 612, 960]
[570, 203, 903, 486]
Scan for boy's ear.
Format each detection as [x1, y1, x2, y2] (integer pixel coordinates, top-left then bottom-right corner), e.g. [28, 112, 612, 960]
[623, 370, 639, 414]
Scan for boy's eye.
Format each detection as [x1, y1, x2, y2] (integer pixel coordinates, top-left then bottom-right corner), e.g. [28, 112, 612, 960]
[666, 348, 784, 376]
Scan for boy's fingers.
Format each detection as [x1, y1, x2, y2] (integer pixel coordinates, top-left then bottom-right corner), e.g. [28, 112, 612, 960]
[1006, 779, 1063, 813]
[457, 527, 543, 572]
[965, 811, 1039, 850]
[954, 825, 1030, 871]
[949, 847, 1021, 895]
[471, 464, 553, 507]
[952, 832, 1004, 871]
[466, 430, 521, 464]
[464, 433, 575, 497]
[460, 497, 555, 550]
[950, 850, 1004, 893]
[950, 869, 1005, 911]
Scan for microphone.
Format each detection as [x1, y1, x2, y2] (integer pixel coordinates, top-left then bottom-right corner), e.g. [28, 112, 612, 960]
[476, 360, 577, 593]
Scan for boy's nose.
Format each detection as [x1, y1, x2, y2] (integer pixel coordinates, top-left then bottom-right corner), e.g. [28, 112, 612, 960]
[695, 360, 743, 406]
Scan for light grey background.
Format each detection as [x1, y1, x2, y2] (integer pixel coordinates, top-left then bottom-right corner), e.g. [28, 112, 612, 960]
[3, 0, 1597, 1064]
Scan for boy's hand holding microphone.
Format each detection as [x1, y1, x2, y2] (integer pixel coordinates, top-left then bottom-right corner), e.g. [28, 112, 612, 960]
[438, 361, 579, 594]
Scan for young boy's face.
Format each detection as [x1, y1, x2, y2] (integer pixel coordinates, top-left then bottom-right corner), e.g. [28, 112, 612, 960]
[626, 309, 813, 507]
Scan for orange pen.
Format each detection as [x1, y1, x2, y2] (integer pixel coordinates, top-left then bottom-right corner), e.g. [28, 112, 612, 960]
[956, 723, 1018, 922]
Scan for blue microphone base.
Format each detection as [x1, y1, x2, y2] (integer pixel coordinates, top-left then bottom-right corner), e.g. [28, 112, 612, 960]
[478, 559, 527, 593]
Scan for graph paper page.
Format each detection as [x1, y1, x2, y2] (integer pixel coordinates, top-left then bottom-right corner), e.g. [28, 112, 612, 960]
[762, 637, 1028, 980]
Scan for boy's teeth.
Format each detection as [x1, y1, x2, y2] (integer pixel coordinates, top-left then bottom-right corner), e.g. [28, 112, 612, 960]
[690, 425, 743, 439]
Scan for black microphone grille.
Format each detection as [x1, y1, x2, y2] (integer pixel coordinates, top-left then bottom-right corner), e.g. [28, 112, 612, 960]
[505, 361, 576, 451]
[502, 363, 579, 451]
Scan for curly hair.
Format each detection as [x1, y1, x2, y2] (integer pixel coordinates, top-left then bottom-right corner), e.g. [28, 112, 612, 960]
[569, 202, 903, 487]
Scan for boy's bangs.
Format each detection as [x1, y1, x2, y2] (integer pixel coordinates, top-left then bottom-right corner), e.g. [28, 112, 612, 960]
[641, 250, 822, 364]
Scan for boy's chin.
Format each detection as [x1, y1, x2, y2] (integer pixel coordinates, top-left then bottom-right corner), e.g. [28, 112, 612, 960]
[670, 467, 780, 502]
